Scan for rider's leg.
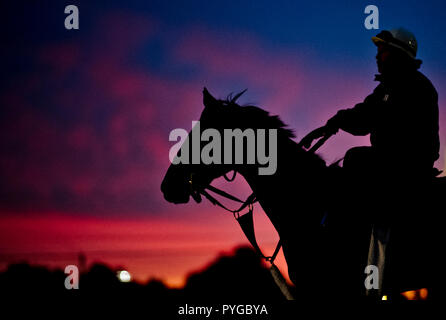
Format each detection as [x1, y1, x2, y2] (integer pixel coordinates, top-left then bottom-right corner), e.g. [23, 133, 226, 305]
[343, 146, 376, 174]
[336, 147, 378, 297]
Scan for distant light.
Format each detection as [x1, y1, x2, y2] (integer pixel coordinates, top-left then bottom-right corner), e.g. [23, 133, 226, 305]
[117, 270, 131, 282]
[382, 295, 388, 301]
[419, 288, 428, 300]
[401, 288, 428, 300]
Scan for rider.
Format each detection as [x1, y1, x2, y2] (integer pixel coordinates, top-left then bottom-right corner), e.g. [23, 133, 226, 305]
[316, 28, 440, 296]
[322, 28, 440, 181]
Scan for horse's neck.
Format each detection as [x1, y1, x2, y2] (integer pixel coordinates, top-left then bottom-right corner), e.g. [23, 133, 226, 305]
[239, 137, 311, 232]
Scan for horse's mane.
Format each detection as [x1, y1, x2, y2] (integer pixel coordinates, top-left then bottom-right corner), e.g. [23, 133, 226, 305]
[215, 90, 330, 169]
[218, 91, 295, 139]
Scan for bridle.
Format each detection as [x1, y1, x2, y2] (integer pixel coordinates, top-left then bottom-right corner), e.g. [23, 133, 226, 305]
[188, 170, 282, 264]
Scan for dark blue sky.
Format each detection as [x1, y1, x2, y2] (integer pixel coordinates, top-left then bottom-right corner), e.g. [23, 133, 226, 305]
[101, 0, 446, 69]
[4, 1, 446, 69]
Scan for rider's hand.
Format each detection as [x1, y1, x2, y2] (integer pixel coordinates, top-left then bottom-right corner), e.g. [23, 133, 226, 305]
[300, 115, 340, 149]
[324, 115, 340, 136]
[300, 126, 326, 148]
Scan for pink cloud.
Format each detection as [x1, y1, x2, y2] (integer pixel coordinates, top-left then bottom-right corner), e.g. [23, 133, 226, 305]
[175, 29, 304, 113]
[0, 12, 176, 214]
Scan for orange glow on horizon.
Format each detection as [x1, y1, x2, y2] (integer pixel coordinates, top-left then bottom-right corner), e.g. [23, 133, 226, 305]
[0, 210, 289, 288]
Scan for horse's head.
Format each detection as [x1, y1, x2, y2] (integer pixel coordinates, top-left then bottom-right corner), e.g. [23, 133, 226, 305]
[161, 88, 237, 204]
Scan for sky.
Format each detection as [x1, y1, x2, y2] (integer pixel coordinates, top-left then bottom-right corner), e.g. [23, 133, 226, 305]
[0, 0, 445, 287]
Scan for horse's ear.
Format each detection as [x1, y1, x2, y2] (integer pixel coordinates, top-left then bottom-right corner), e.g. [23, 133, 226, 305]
[203, 87, 217, 108]
[231, 89, 247, 104]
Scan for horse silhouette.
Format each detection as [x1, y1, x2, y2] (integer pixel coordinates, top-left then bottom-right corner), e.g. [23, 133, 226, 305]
[161, 87, 445, 300]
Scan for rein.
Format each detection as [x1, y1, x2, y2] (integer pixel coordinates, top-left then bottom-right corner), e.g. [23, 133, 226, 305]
[189, 171, 282, 264]
[190, 171, 293, 298]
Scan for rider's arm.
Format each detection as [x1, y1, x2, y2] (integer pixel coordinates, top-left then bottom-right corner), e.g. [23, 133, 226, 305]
[326, 86, 382, 136]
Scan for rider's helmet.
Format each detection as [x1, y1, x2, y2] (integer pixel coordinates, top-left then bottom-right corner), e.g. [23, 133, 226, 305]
[372, 28, 417, 59]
